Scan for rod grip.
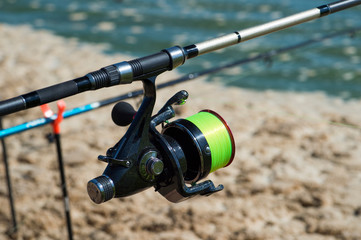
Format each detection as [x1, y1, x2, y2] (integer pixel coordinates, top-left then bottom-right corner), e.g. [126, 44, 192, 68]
[129, 51, 172, 80]
[36, 81, 78, 105]
[0, 97, 25, 116]
[0, 80, 81, 116]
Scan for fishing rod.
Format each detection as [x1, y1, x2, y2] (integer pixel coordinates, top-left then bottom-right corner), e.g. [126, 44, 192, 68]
[0, 0, 359, 116]
[0, 26, 359, 139]
[1, 0, 360, 204]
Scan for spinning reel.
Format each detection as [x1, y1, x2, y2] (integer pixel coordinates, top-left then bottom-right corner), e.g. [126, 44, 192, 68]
[87, 76, 235, 203]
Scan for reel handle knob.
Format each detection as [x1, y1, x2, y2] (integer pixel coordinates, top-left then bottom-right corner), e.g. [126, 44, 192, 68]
[111, 101, 136, 126]
[87, 175, 115, 204]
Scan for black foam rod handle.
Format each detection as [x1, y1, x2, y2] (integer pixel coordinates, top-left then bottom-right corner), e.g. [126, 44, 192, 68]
[0, 80, 79, 116]
[129, 51, 171, 80]
[0, 76, 92, 116]
[111, 101, 137, 126]
[0, 96, 25, 116]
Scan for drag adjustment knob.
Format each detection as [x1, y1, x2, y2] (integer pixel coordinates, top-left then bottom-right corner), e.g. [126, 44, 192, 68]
[87, 175, 115, 204]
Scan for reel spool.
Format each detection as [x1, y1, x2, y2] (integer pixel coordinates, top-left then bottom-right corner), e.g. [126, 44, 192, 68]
[162, 110, 235, 183]
[87, 77, 235, 204]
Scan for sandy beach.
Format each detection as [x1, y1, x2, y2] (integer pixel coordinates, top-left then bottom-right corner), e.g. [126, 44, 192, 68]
[0, 24, 361, 240]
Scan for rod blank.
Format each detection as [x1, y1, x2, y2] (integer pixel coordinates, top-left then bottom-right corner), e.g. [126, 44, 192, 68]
[194, 9, 321, 56]
[329, 0, 361, 13]
[186, 0, 361, 57]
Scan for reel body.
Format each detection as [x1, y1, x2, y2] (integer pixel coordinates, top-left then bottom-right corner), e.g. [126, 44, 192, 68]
[87, 77, 235, 203]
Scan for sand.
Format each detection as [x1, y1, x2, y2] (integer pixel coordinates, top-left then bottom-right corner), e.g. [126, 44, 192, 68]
[0, 24, 361, 240]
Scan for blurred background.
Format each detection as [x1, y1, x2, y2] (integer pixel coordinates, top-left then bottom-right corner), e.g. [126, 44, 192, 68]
[1, 0, 360, 98]
[1, 1, 361, 240]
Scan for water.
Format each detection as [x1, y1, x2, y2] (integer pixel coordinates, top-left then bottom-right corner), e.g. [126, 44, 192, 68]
[1, 0, 360, 99]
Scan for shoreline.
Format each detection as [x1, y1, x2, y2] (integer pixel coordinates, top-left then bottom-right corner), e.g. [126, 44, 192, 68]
[1, 23, 361, 240]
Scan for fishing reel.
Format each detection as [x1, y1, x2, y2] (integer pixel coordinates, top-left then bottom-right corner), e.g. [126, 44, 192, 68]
[87, 76, 235, 203]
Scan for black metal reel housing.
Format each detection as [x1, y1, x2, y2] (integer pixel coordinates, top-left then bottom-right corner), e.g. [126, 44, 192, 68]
[87, 76, 224, 204]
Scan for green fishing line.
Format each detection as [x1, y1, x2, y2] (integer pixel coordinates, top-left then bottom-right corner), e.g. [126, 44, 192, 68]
[186, 111, 234, 173]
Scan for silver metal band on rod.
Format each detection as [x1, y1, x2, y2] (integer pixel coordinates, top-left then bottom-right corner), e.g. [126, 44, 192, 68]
[185, 0, 361, 58]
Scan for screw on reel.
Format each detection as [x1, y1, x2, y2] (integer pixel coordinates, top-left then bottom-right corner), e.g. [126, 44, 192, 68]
[87, 76, 235, 204]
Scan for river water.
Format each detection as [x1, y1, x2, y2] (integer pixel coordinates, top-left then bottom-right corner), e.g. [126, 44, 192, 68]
[1, 0, 360, 98]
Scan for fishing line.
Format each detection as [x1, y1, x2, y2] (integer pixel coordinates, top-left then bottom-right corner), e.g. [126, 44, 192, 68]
[185, 110, 235, 173]
[329, 121, 361, 130]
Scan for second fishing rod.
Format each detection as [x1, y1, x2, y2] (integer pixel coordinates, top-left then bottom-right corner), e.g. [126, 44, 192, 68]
[0, 0, 360, 116]
[0, 26, 359, 139]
